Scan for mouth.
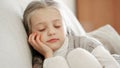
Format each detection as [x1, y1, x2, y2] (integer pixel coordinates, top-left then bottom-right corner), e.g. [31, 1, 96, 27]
[47, 38, 59, 43]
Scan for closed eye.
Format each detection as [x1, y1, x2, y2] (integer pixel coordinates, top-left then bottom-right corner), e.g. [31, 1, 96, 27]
[54, 25, 61, 28]
[38, 29, 46, 32]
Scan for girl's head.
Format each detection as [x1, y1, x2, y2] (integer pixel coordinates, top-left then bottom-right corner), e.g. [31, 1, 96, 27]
[23, 0, 65, 51]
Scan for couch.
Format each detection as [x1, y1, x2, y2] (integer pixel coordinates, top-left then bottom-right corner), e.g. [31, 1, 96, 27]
[0, 0, 85, 68]
[0, 0, 120, 68]
[0, 0, 32, 68]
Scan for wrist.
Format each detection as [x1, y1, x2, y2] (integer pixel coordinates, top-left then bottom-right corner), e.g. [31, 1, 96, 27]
[45, 53, 53, 59]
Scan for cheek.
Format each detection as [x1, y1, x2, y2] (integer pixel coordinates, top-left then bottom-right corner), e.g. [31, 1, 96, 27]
[39, 32, 47, 43]
[58, 28, 65, 35]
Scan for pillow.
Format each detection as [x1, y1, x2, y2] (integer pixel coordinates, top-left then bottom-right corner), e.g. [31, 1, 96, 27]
[87, 25, 120, 55]
[17, 0, 33, 16]
[0, 0, 32, 68]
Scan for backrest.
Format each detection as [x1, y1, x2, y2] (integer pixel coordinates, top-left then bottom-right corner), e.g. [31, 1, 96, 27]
[0, 0, 32, 68]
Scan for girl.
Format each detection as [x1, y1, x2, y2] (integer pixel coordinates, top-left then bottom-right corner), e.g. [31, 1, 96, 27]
[23, 0, 120, 68]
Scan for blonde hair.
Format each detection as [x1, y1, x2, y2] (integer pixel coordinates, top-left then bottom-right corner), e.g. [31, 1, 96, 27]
[23, 0, 58, 35]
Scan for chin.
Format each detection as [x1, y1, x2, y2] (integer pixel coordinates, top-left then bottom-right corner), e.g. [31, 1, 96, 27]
[49, 43, 62, 51]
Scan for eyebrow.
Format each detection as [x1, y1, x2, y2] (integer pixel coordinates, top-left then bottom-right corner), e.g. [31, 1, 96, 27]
[53, 19, 61, 23]
[34, 19, 61, 26]
[34, 22, 45, 27]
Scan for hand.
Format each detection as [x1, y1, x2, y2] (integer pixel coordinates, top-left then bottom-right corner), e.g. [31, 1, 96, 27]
[28, 32, 53, 58]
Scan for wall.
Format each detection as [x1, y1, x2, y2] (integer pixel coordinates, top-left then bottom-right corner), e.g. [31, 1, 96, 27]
[76, 0, 120, 34]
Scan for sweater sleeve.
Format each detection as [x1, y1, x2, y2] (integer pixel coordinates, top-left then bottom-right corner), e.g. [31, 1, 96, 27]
[91, 46, 120, 68]
[43, 56, 70, 68]
[81, 36, 120, 68]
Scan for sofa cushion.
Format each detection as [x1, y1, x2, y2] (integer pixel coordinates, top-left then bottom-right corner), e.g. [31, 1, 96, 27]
[0, 0, 32, 68]
[87, 25, 120, 55]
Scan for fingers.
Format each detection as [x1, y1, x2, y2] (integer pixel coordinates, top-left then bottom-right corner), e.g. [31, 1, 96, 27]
[28, 32, 44, 50]
[36, 34, 45, 47]
[28, 32, 38, 49]
[28, 32, 53, 58]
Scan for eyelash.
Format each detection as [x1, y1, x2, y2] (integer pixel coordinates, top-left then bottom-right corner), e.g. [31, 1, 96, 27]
[38, 29, 46, 32]
[38, 25, 61, 32]
[54, 25, 61, 28]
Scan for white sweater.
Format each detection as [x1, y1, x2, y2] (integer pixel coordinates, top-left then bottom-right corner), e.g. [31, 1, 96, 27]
[43, 36, 120, 68]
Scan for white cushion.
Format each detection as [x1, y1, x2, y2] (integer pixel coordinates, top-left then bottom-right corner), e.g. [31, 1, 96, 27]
[87, 25, 120, 55]
[0, 0, 32, 68]
[17, 0, 33, 16]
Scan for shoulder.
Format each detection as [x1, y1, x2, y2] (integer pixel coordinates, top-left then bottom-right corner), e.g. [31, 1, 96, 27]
[67, 35, 103, 52]
[68, 35, 102, 44]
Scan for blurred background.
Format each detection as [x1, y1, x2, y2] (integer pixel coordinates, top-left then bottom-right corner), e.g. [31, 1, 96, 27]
[60, 0, 120, 35]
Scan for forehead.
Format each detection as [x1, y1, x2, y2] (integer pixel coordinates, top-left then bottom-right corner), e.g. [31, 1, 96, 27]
[31, 7, 61, 21]
[30, 7, 62, 27]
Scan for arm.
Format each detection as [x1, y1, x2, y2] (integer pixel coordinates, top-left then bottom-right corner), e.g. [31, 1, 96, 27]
[84, 36, 120, 68]
[43, 56, 69, 68]
[29, 32, 70, 68]
[28, 32, 53, 59]
[32, 56, 70, 68]
[92, 46, 120, 68]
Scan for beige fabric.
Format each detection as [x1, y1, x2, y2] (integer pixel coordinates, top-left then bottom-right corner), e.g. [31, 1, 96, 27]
[68, 35, 101, 53]
[87, 24, 120, 54]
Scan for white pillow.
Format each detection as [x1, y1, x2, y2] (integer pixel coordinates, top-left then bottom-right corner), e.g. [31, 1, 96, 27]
[87, 25, 120, 55]
[17, 0, 33, 16]
[0, 0, 32, 68]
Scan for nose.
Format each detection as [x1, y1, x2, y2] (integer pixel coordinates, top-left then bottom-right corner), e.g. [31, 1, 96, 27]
[47, 28, 56, 36]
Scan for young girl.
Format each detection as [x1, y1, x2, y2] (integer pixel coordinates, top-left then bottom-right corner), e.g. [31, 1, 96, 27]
[23, 0, 120, 68]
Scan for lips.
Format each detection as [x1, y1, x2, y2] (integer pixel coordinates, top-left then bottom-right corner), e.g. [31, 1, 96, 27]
[47, 38, 59, 43]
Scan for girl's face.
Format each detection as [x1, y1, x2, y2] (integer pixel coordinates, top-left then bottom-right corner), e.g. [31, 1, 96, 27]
[30, 7, 65, 51]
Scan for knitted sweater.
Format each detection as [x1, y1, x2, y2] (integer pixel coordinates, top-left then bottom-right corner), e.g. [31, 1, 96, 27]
[32, 35, 120, 68]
